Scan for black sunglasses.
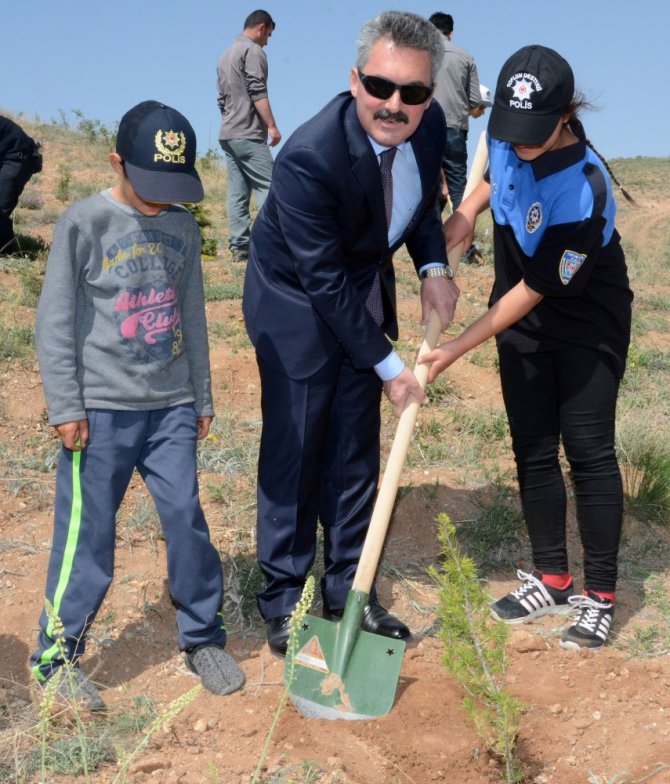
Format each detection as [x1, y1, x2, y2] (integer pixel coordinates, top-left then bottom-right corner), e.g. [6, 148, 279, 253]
[357, 69, 433, 106]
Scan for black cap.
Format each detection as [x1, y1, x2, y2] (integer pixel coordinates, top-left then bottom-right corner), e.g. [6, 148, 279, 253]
[116, 100, 203, 203]
[488, 45, 574, 146]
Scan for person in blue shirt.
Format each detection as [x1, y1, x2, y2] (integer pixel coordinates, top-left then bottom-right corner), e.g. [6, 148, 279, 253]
[421, 45, 633, 650]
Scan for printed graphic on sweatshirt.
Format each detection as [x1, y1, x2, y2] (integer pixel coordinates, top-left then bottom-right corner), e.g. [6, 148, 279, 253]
[103, 229, 187, 363]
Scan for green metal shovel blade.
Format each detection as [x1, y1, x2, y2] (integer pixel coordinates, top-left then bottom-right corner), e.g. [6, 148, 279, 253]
[287, 593, 406, 720]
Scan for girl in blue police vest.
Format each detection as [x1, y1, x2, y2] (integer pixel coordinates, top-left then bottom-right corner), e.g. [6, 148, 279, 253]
[421, 45, 633, 649]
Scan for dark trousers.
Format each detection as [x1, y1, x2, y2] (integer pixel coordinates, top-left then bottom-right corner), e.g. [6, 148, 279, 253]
[0, 155, 37, 252]
[31, 406, 226, 681]
[255, 350, 383, 619]
[498, 347, 623, 592]
[440, 127, 468, 212]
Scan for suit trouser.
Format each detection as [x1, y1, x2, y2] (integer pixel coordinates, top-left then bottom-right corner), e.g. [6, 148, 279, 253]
[498, 347, 623, 592]
[219, 138, 273, 252]
[255, 350, 383, 620]
[31, 406, 226, 682]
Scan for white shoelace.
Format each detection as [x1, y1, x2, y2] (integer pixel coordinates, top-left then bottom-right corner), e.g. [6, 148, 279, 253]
[511, 569, 552, 602]
[568, 594, 613, 633]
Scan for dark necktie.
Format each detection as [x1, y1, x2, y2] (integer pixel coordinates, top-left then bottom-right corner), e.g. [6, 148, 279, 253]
[366, 146, 397, 326]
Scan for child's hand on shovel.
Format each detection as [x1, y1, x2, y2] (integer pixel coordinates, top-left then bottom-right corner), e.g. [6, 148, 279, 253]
[383, 367, 428, 417]
[419, 339, 462, 384]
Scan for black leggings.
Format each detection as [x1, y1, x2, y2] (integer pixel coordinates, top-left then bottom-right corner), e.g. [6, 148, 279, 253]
[498, 347, 623, 592]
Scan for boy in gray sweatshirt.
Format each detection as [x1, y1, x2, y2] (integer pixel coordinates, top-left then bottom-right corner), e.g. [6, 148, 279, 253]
[30, 101, 245, 708]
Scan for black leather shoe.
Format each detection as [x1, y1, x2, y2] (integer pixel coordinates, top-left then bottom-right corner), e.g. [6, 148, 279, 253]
[266, 615, 292, 656]
[323, 601, 411, 640]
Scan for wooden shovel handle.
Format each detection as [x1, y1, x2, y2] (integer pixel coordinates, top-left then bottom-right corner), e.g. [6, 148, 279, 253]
[446, 129, 489, 276]
[352, 309, 442, 593]
[352, 136, 489, 594]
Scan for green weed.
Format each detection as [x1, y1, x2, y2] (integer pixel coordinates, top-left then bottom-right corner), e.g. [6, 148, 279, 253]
[208, 317, 250, 346]
[7, 233, 50, 261]
[451, 406, 509, 443]
[426, 373, 458, 404]
[72, 109, 116, 147]
[18, 263, 45, 306]
[0, 320, 33, 359]
[221, 550, 266, 633]
[252, 577, 315, 784]
[112, 686, 202, 783]
[198, 416, 260, 479]
[55, 165, 71, 203]
[197, 148, 224, 172]
[118, 494, 163, 551]
[618, 429, 670, 524]
[456, 479, 527, 571]
[430, 514, 524, 783]
[615, 574, 670, 657]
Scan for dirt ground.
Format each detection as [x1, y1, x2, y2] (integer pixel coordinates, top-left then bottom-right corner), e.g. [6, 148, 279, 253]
[1, 170, 670, 784]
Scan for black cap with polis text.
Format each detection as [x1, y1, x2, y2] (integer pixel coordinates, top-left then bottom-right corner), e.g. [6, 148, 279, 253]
[116, 100, 204, 204]
[488, 45, 575, 146]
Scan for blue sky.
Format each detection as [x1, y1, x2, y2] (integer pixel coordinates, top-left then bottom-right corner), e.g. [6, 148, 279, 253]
[2, 0, 669, 163]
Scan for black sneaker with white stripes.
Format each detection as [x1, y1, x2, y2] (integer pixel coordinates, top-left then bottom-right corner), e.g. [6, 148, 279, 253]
[559, 591, 614, 650]
[490, 569, 575, 624]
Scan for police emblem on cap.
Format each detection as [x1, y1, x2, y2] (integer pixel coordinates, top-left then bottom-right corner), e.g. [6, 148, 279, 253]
[507, 72, 543, 111]
[154, 130, 187, 165]
[526, 202, 542, 233]
[559, 250, 586, 285]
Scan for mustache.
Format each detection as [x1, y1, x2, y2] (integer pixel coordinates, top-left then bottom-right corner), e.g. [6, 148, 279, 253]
[373, 108, 409, 124]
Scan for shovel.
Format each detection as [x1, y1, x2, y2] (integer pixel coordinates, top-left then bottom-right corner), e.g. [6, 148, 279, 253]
[287, 308, 442, 720]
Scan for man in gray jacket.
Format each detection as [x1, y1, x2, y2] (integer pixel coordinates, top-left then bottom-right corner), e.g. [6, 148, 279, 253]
[217, 9, 281, 262]
[429, 12, 482, 212]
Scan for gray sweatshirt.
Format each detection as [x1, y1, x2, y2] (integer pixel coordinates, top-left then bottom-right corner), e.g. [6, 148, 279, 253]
[37, 190, 214, 425]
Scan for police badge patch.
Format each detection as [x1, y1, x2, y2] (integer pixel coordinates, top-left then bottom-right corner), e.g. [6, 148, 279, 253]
[526, 202, 542, 233]
[559, 250, 587, 285]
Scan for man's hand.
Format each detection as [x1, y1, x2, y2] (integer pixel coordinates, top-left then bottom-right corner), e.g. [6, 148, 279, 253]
[420, 276, 460, 330]
[267, 125, 282, 147]
[56, 419, 89, 451]
[383, 367, 428, 418]
[197, 416, 214, 440]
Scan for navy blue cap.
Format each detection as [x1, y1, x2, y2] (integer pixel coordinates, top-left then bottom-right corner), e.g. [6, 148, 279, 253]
[488, 45, 574, 146]
[116, 100, 203, 203]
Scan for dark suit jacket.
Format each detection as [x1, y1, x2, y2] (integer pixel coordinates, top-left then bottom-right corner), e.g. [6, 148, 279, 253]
[243, 92, 447, 380]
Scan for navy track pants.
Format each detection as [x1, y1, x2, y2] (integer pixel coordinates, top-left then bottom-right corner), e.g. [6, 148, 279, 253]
[31, 405, 226, 681]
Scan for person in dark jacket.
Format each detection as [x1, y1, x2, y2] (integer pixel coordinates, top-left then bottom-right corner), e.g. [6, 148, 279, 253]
[0, 116, 42, 254]
[243, 11, 459, 656]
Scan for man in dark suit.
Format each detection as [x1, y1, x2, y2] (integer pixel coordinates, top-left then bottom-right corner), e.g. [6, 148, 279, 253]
[243, 11, 459, 655]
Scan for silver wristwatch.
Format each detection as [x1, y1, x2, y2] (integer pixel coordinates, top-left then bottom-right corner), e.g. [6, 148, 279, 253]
[420, 265, 454, 280]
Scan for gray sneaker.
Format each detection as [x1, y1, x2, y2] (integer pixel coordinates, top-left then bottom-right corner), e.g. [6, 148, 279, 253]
[51, 667, 105, 711]
[185, 645, 245, 696]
